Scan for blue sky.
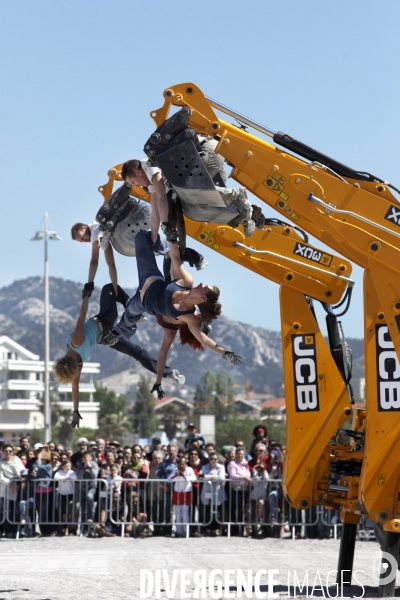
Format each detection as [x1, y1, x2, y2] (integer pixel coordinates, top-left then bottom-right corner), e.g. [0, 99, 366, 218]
[1, 1, 400, 338]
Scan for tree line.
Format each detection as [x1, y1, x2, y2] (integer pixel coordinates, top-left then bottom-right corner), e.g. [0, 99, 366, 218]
[35, 370, 285, 449]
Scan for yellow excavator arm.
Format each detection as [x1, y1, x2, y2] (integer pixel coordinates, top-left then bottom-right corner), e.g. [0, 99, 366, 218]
[147, 84, 400, 361]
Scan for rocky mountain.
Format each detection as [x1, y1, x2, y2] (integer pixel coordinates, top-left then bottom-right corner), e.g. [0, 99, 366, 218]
[0, 277, 364, 395]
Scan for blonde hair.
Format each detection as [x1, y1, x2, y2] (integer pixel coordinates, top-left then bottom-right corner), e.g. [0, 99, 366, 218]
[52, 354, 80, 384]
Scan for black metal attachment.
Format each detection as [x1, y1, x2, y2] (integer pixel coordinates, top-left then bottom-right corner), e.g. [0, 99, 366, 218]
[273, 131, 384, 184]
[95, 183, 138, 233]
[336, 523, 358, 587]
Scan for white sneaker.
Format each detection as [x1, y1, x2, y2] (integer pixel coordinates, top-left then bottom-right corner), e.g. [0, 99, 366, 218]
[232, 188, 252, 220]
[169, 370, 185, 385]
[241, 219, 255, 238]
[195, 257, 208, 271]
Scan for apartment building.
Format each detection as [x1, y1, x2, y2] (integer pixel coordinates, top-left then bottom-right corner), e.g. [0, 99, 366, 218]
[0, 335, 100, 443]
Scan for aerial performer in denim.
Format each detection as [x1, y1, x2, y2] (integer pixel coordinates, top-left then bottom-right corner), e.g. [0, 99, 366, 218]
[103, 229, 243, 399]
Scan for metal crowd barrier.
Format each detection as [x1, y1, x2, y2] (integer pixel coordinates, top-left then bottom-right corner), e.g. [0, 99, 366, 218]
[0, 476, 370, 540]
[0, 498, 6, 525]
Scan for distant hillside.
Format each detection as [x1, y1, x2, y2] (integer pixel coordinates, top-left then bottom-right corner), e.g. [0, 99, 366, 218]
[0, 277, 364, 394]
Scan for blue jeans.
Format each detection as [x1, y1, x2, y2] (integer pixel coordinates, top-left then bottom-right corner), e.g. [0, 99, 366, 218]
[98, 283, 173, 377]
[80, 487, 96, 533]
[19, 499, 34, 536]
[114, 231, 164, 337]
[268, 487, 283, 521]
[113, 337, 172, 377]
[96, 284, 129, 329]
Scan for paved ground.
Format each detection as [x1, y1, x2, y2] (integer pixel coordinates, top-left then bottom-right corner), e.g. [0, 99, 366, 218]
[0, 536, 399, 600]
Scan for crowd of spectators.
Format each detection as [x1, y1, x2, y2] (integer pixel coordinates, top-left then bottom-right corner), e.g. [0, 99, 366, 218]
[0, 424, 295, 540]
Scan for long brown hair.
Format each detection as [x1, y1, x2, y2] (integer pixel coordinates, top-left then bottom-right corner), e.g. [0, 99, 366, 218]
[197, 286, 221, 325]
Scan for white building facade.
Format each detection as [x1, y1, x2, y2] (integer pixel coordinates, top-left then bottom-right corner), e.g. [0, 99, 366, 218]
[0, 335, 100, 443]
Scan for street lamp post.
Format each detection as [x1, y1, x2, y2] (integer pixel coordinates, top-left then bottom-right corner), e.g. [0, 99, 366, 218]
[31, 213, 62, 442]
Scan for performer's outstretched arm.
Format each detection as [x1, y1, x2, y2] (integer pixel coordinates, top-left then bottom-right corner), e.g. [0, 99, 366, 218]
[151, 174, 169, 244]
[156, 329, 177, 384]
[179, 313, 242, 366]
[70, 296, 90, 347]
[104, 245, 118, 296]
[169, 240, 194, 287]
[71, 364, 83, 413]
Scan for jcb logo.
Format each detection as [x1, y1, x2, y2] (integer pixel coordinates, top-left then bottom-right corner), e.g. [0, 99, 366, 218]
[292, 334, 320, 412]
[384, 205, 400, 226]
[376, 326, 400, 411]
[293, 243, 333, 267]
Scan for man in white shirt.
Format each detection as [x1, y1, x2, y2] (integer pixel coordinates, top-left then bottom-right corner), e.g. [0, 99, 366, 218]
[71, 209, 206, 299]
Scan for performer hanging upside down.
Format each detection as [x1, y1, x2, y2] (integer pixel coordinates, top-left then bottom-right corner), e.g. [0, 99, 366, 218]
[71, 216, 207, 300]
[102, 229, 243, 398]
[153, 288, 213, 388]
[52, 284, 184, 428]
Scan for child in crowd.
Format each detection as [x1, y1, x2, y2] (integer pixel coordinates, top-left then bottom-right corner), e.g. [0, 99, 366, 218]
[250, 464, 269, 538]
[106, 464, 123, 496]
[251, 464, 269, 520]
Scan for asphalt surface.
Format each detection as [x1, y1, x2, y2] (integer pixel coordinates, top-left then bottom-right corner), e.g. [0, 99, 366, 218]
[1, 536, 400, 600]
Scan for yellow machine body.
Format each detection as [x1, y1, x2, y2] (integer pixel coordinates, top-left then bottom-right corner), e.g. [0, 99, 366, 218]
[360, 269, 400, 531]
[280, 287, 360, 513]
[140, 82, 400, 530]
